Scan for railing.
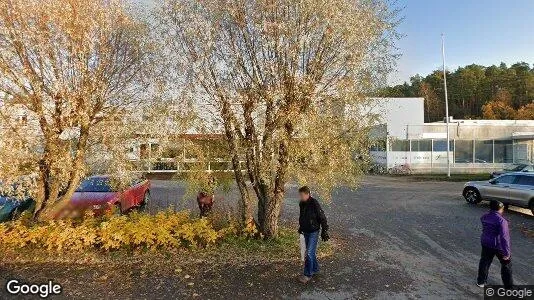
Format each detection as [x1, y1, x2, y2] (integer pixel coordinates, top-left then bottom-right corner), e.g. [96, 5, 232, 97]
[132, 158, 246, 173]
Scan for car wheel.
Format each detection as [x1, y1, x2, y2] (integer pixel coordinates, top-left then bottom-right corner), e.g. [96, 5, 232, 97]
[139, 191, 150, 211]
[463, 188, 481, 204]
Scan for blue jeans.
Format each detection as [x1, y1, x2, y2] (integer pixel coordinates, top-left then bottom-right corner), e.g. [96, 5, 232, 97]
[303, 230, 320, 277]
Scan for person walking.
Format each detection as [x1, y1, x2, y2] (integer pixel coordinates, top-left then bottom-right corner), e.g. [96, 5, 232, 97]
[297, 186, 329, 284]
[477, 200, 513, 289]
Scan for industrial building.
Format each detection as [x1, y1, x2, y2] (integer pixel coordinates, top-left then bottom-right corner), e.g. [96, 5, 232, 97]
[369, 98, 534, 173]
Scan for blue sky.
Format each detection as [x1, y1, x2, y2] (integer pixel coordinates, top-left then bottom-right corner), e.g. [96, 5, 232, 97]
[391, 0, 534, 83]
[135, 0, 534, 84]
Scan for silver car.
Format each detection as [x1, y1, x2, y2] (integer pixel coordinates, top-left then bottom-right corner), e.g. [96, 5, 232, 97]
[490, 164, 534, 179]
[463, 172, 534, 214]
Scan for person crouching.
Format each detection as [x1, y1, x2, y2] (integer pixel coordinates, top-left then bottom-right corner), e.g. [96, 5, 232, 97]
[197, 191, 214, 217]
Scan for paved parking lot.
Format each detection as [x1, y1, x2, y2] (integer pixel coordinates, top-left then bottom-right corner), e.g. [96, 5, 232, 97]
[147, 175, 533, 299]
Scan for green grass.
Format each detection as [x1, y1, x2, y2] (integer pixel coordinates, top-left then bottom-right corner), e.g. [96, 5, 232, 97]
[219, 228, 333, 260]
[390, 173, 490, 182]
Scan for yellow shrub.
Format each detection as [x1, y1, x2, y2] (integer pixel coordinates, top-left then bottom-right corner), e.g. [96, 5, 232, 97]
[0, 210, 233, 253]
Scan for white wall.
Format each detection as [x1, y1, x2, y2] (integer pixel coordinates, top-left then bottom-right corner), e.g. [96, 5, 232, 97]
[366, 97, 425, 138]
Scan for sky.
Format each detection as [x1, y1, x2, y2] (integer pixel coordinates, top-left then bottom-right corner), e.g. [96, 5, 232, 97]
[391, 0, 534, 84]
[134, 0, 534, 85]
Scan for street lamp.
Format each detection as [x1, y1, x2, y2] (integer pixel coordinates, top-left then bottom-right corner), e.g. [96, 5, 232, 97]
[441, 34, 451, 177]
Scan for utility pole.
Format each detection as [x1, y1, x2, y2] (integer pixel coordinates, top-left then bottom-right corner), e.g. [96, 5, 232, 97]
[441, 34, 451, 177]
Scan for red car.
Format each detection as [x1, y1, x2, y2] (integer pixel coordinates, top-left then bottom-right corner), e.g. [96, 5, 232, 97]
[66, 175, 151, 216]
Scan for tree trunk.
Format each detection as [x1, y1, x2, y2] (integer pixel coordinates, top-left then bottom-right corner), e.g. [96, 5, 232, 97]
[33, 142, 61, 220]
[258, 125, 291, 238]
[33, 126, 89, 220]
[221, 98, 253, 225]
[231, 156, 253, 225]
[42, 126, 90, 219]
[33, 159, 51, 220]
[258, 190, 284, 237]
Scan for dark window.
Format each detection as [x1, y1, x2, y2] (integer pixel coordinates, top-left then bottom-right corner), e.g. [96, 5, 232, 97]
[411, 140, 432, 151]
[455, 140, 474, 163]
[495, 175, 516, 185]
[516, 175, 534, 186]
[390, 140, 409, 151]
[475, 140, 493, 163]
[370, 139, 386, 151]
[140, 144, 149, 159]
[432, 140, 454, 152]
[494, 140, 513, 163]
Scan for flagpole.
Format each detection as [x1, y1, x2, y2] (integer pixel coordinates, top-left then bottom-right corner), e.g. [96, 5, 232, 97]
[441, 34, 451, 177]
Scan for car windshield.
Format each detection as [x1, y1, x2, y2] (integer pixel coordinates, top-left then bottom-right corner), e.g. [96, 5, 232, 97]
[505, 164, 526, 171]
[76, 177, 115, 192]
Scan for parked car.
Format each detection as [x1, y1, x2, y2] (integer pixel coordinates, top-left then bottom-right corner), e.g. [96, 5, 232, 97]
[0, 194, 35, 223]
[0, 178, 36, 222]
[463, 172, 534, 214]
[490, 164, 533, 179]
[59, 175, 151, 217]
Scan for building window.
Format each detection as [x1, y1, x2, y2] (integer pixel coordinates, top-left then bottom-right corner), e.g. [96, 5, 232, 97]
[494, 140, 513, 163]
[140, 144, 148, 159]
[432, 140, 454, 152]
[513, 143, 530, 163]
[151, 143, 159, 154]
[455, 140, 474, 163]
[411, 140, 432, 151]
[390, 140, 409, 151]
[370, 139, 386, 151]
[475, 140, 493, 163]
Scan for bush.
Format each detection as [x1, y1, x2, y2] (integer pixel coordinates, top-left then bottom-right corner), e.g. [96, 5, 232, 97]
[0, 211, 237, 252]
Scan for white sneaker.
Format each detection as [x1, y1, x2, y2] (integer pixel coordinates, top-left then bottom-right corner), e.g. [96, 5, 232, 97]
[476, 282, 485, 288]
[298, 275, 311, 284]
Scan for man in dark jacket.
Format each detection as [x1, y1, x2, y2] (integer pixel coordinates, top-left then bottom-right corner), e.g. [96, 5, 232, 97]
[477, 200, 513, 288]
[297, 186, 329, 284]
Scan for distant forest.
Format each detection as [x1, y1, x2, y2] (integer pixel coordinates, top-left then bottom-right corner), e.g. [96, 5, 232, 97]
[380, 62, 534, 122]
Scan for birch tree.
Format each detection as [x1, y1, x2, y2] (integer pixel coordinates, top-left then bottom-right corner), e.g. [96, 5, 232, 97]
[159, 0, 399, 237]
[0, 0, 149, 219]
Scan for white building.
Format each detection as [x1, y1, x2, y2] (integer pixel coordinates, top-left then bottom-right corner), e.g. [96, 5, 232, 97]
[369, 98, 534, 173]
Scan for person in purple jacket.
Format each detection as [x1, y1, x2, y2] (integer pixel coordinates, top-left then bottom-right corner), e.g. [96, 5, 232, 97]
[477, 200, 513, 289]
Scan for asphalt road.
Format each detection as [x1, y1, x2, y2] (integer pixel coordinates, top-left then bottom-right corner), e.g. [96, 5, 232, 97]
[326, 176, 533, 299]
[146, 176, 534, 299]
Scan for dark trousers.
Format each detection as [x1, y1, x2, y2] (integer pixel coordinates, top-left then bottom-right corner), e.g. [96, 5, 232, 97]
[198, 203, 212, 217]
[477, 246, 513, 288]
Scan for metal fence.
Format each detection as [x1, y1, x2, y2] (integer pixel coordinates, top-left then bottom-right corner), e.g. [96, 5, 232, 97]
[132, 158, 244, 173]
